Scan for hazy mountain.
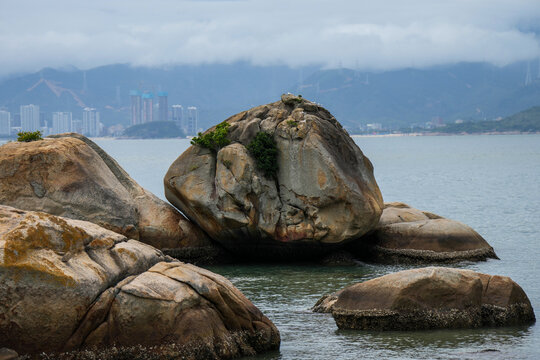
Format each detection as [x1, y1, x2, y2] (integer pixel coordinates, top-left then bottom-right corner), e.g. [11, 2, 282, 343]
[297, 62, 540, 130]
[0, 61, 539, 130]
[434, 106, 540, 134]
[0, 63, 307, 128]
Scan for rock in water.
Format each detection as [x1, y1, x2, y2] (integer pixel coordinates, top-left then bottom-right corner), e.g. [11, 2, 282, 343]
[0, 133, 212, 254]
[322, 267, 534, 330]
[351, 202, 498, 263]
[165, 95, 383, 259]
[0, 205, 279, 357]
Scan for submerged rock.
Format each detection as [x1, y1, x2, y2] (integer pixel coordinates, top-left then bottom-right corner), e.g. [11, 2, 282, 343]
[318, 267, 534, 330]
[0, 133, 215, 260]
[164, 95, 383, 259]
[0, 205, 279, 357]
[351, 202, 498, 263]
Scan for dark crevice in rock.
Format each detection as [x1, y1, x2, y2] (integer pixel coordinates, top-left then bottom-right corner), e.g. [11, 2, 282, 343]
[65, 276, 138, 351]
[149, 269, 221, 310]
[483, 275, 492, 297]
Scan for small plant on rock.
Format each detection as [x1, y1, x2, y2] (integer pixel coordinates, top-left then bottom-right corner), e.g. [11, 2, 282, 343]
[191, 121, 231, 152]
[287, 120, 298, 127]
[17, 130, 43, 142]
[247, 131, 279, 179]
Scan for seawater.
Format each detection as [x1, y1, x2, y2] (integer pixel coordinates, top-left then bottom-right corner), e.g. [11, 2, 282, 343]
[3, 135, 539, 359]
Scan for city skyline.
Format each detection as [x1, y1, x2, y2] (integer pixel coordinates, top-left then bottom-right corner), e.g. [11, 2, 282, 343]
[0, 88, 200, 138]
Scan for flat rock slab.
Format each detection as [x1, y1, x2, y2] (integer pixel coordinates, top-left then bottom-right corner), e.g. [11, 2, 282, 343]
[316, 267, 534, 330]
[0, 205, 279, 358]
[351, 202, 498, 263]
[0, 133, 214, 257]
[165, 95, 383, 259]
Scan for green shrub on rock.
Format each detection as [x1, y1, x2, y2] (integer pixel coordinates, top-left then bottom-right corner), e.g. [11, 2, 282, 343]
[17, 131, 43, 142]
[247, 132, 278, 179]
[191, 121, 231, 151]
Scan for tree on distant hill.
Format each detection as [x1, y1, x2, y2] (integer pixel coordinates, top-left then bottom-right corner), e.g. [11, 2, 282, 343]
[434, 106, 540, 134]
[123, 121, 184, 138]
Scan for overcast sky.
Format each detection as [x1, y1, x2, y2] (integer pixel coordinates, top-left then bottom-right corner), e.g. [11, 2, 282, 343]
[1, 0, 540, 76]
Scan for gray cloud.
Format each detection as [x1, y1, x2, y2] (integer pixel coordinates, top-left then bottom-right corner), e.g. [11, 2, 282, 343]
[1, 0, 539, 76]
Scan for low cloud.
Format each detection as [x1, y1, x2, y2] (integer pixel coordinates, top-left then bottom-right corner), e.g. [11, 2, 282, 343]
[1, 0, 539, 76]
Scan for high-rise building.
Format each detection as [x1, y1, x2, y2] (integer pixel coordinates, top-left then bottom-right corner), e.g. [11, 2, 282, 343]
[130, 90, 142, 125]
[71, 119, 82, 134]
[142, 93, 154, 123]
[186, 106, 198, 136]
[0, 110, 10, 136]
[171, 105, 184, 133]
[82, 108, 100, 137]
[158, 91, 168, 122]
[20, 104, 40, 132]
[52, 112, 72, 134]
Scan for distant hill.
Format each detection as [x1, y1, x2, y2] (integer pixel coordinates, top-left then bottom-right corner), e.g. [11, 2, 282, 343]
[0, 61, 539, 130]
[0, 63, 305, 128]
[433, 106, 540, 134]
[123, 121, 184, 139]
[298, 62, 540, 129]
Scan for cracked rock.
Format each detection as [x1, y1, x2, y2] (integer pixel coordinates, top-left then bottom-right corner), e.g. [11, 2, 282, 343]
[0, 133, 212, 252]
[164, 95, 383, 259]
[315, 267, 535, 331]
[0, 205, 279, 358]
[350, 202, 498, 263]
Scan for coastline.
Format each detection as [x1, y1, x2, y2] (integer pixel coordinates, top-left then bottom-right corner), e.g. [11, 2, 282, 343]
[351, 131, 540, 138]
[3, 132, 539, 144]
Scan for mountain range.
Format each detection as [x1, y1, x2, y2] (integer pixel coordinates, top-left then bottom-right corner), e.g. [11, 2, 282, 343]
[0, 61, 539, 131]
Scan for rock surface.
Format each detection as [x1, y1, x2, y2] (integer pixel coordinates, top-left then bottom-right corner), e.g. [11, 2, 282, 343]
[0, 205, 279, 357]
[0, 133, 214, 257]
[351, 202, 498, 263]
[165, 95, 383, 259]
[318, 267, 535, 330]
[0, 348, 18, 360]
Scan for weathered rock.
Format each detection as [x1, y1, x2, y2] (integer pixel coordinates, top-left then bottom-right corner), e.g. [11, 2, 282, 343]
[0, 205, 279, 357]
[321, 267, 535, 330]
[0, 133, 215, 259]
[312, 290, 344, 313]
[351, 202, 498, 263]
[165, 95, 383, 259]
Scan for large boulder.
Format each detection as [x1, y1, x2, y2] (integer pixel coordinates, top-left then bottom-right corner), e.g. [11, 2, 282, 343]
[351, 202, 498, 263]
[0, 205, 279, 357]
[165, 95, 383, 259]
[317, 267, 535, 330]
[0, 133, 214, 258]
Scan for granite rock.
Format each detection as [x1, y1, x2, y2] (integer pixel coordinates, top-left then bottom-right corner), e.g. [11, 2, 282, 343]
[165, 95, 383, 259]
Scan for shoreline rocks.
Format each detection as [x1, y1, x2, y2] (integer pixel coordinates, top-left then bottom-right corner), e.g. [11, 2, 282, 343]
[0, 133, 218, 263]
[314, 267, 535, 330]
[351, 202, 498, 263]
[165, 95, 383, 259]
[0, 205, 279, 358]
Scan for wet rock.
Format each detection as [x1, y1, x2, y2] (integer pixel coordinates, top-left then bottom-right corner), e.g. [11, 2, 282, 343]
[0, 205, 279, 358]
[351, 202, 498, 263]
[312, 290, 344, 313]
[164, 95, 383, 259]
[0, 133, 215, 259]
[321, 267, 535, 330]
[320, 251, 358, 266]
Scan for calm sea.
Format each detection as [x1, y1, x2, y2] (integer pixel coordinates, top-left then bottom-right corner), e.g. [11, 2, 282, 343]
[3, 135, 540, 359]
